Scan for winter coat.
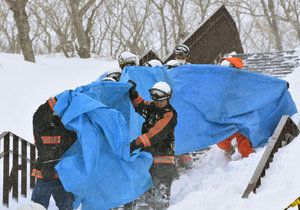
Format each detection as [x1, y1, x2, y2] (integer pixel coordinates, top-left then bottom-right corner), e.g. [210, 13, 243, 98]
[130, 92, 177, 164]
[31, 98, 77, 180]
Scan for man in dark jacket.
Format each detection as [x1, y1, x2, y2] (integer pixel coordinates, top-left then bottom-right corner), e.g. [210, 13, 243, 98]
[31, 97, 77, 209]
[128, 81, 177, 209]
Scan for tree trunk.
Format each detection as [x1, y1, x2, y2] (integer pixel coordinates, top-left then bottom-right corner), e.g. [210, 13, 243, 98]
[260, 0, 283, 51]
[69, 0, 92, 58]
[5, 0, 35, 62]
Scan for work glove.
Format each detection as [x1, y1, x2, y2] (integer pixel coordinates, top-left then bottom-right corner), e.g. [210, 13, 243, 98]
[130, 139, 140, 153]
[128, 80, 138, 100]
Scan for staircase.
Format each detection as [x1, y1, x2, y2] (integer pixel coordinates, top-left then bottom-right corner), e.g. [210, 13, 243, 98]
[0, 131, 36, 207]
[237, 50, 300, 78]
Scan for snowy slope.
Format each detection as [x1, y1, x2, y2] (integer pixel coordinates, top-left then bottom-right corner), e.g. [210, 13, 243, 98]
[169, 64, 300, 210]
[0, 52, 299, 210]
[0, 53, 117, 142]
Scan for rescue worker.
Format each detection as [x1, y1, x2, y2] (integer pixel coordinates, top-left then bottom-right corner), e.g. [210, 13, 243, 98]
[165, 60, 181, 69]
[31, 97, 77, 209]
[118, 51, 139, 70]
[102, 76, 117, 82]
[218, 52, 254, 160]
[220, 51, 244, 69]
[173, 44, 190, 64]
[144, 59, 163, 67]
[128, 81, 177, 209]
[99, 51, 139, 82]
[105, 68, 122, 82]
[172, 44, 193, 169]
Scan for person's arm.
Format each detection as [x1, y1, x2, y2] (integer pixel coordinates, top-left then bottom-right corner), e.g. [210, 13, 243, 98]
[128, 80, 152, 116]
[130, 110, 176, 151]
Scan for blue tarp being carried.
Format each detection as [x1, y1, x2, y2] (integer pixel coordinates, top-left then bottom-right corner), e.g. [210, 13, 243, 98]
[54, 81, 153, 210]
[121, 64, 297, 154]
[53, 64, 297, 210]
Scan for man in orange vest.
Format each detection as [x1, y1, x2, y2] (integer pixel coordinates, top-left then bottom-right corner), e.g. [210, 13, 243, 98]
[218, 52, 254, 160]
[31, 97, 77, 209]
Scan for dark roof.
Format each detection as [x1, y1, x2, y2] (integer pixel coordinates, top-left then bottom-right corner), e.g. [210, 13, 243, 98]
[163, 5, 243, 64]
[139, 50, 161, 66]
[237, 50, 300, 77]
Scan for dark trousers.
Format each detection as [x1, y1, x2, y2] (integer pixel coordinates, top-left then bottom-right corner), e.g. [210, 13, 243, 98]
[124, 163, 177, 210]
[31, 179, 74, 210]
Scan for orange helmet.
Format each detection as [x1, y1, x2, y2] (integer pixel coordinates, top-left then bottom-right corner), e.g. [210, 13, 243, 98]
[221, 57, 244, 69]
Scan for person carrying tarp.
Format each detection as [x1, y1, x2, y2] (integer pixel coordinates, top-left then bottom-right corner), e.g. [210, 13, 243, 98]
[118, 51, 139, 70]
[144, 59, 163, 67]
[217, 52, 254, 160]
[171, 44, 194, 169]
[102, 51, 139, 82]
[173, 44, 190, 65]
[126, 81, 178, 209]
[31, 97, 77, 209]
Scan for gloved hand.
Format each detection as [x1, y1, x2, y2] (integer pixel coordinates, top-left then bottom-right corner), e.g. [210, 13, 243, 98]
[130, 139, 139, 153]
[287, 82, 290, 89]
[128, 80, 138, 100]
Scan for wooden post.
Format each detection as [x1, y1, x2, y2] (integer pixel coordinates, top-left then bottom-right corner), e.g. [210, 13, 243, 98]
[3, 133, 10, 206]
[30, 144, 36, 188]
[21, 140, 27, 196]
[12, 135, 19, 200]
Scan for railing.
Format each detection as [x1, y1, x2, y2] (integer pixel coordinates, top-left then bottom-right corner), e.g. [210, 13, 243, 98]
[0, 131, 36, 207]
[242, 116, 300, 198]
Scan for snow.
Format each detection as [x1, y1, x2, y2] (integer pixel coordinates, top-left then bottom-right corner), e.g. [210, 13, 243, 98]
[0, 53, 117, 142]
[0, 51, 299, 209]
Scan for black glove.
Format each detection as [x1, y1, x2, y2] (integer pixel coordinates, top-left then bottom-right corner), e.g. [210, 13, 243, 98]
[128, 80, 138, 100]
[130, 140, 139, 153]
[286, 82, 290, 89]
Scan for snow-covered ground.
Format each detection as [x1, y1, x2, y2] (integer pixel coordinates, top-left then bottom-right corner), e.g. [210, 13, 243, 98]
[0, 52, 299, 210]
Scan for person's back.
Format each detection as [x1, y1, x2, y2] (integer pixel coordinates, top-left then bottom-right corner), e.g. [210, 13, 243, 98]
[31, 97, 76, 209]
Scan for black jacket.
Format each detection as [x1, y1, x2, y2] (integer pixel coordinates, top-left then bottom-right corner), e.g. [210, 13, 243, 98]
[32, 98, 77, 180]
[130, 92, 177, 158]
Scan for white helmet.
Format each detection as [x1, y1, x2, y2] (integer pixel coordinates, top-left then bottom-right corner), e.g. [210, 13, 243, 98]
[173, 44, 190, 56]
[102, 77, 116, 82]
[149, 82, 172, 101]
[106, 68, 122, 81]
[144, 59, 163, 67]
[220, 59, 231, 67]
[224, 51, 237, 58]
[166, 60, 181, 69]
[118, 51, 139, 68]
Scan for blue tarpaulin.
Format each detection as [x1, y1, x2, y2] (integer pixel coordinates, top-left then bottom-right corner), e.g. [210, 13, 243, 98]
[54, 81, 153, 210]
[121, 64, 297, 154]
[53, 64, 297, 209]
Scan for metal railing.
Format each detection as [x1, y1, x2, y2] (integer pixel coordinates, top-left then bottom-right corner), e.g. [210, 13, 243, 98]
[0, 131, 36, 207]
[242, 116, 300, 198]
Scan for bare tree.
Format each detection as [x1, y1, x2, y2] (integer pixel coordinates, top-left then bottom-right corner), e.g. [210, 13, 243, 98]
[278, 0, 300, 42]
[0, 3, 20, 53]
[259, 0, 283, 51]
[69, 0, 96, 58]
[4, 0, 35, 62]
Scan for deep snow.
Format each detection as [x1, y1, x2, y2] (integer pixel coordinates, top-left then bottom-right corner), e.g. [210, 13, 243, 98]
[0, 52, 299, 210]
